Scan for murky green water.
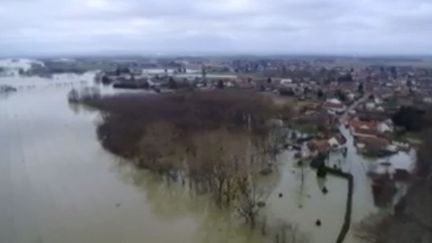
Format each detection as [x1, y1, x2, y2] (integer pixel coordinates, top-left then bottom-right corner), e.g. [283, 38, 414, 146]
[0, 73, 383, 243]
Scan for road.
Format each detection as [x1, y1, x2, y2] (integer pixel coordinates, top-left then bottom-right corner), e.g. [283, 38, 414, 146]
[339, 93, 370, 124]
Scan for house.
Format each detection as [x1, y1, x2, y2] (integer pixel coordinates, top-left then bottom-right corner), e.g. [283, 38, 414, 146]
[296, 110, 336, 128]
[349, 119, 378, 137]
[356, 136, 389, 147]
[377, 120, 394, 133]
[323, 98, 346, 114]
[280, 78, 293, 86]
[356, 136, 391, 156]
[365, 102, 376, 110]
[355, 110, 392, 122]
[347, 92, 356, 101]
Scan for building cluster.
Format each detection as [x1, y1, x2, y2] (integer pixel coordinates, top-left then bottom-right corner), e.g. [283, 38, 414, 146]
[96, 58, 430, 162]
[64, 56, 432, 209]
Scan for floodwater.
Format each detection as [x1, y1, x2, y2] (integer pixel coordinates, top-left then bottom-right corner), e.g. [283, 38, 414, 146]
[0, 74, 267, 243]
[0, 73, 399, 243]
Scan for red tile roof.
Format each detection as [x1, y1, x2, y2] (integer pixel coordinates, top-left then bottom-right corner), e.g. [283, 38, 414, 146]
[357, 136, 390, 147]
[350, 119, 377, 131]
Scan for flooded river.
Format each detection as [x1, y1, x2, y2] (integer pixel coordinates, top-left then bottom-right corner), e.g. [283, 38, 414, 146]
[0, 74, 267, 243]
[0, 73, 389, 243]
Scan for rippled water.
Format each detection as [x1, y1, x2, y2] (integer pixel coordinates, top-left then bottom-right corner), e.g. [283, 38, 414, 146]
[0, 73, 389, 243]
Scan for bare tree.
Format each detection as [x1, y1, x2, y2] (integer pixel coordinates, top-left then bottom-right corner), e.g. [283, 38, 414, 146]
[186, 129, 251, 206]
[136, 122, 180, 173]
[235, 174, 263, 228]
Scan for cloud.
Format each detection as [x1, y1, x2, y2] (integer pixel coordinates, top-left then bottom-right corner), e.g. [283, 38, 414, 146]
[0, 0, 431, 56]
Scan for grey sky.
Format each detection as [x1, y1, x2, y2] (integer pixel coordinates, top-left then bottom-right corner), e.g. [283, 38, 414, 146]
[1, 0, 431, 56]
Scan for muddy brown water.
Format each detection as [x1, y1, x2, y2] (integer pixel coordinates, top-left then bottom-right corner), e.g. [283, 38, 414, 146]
[1, 73, 391, 243]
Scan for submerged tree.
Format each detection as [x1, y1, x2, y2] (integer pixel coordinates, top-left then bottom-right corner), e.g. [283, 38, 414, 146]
[186, 129, 251, 206]
[235, 175, 263, 228]
[136, 122, 180, 173]
[87, 90, 291, 237]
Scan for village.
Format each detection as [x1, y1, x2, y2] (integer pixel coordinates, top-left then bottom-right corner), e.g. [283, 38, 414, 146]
[91, 57, 428, 211]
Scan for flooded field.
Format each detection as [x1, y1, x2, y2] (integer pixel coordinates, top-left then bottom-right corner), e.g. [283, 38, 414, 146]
[0, 73, 402, 243]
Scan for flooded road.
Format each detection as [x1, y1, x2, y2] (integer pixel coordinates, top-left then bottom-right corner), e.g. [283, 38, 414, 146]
[0, 74, 388, 243]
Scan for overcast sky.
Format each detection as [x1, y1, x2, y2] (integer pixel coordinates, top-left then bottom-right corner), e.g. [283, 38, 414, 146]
[1, 0, 432, 56]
